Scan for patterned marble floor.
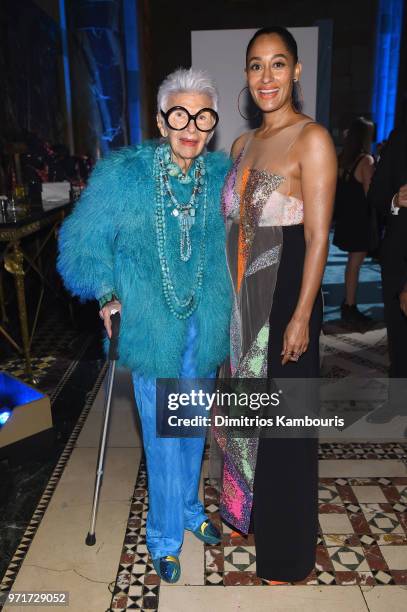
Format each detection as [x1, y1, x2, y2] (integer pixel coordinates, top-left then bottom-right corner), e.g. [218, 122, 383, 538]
[2, 246, 407, 612]
[106, 250, 406, 610]
[0, 310, 105, 600]
[0, 312, 93, 399]
[203, 473, 407, 588]
[108, 442, 407, 611]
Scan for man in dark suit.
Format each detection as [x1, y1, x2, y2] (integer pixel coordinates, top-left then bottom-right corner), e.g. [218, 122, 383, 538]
[367, 125, 407, 423]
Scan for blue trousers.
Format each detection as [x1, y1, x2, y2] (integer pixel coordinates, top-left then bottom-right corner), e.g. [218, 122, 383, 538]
[132, 320, 213, 559]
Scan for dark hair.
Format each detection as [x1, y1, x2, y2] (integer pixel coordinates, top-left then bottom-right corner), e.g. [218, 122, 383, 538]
[339, 117, 374, 170]
[245, 26, 302, 112]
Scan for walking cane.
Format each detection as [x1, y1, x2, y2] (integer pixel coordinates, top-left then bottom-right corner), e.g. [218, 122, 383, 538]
[86, 310, 121, 546]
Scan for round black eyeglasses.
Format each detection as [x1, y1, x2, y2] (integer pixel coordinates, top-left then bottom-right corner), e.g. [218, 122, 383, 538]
[160, 106, 219, 132]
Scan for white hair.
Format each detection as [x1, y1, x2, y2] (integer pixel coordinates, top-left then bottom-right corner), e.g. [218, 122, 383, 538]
[157, 67, 219, 114]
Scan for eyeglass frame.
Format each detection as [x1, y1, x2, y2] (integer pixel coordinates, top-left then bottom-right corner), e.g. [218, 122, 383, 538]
[160, 106, 219, 132]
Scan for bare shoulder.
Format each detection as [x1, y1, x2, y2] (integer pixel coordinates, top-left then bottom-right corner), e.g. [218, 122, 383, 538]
[299, 121, 335, 148]
[355, 153, 375, 180]
[359, 153, 375, 166]
[230, 132, 251, 160]
[297, 122, 337, 167]
[296, 122, 337, 180]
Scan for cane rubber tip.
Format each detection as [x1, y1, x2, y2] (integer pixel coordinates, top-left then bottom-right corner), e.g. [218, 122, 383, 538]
[86, 533, 96, 546]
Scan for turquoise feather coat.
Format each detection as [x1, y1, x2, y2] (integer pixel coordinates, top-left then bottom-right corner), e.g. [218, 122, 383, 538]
[57, 142, 232, 378]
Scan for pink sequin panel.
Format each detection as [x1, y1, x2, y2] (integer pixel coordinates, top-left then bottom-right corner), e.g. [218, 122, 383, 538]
[259, 189, 304, 227]
[221, 152, 242, 220]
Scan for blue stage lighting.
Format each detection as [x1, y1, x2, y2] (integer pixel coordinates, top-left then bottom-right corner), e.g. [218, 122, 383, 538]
[123, 0, 142, 145]
[372, 0, 404, 142]
[0, 372, 53, 462]
[0, 372, 43, 407]
[0, 410, 11, 426]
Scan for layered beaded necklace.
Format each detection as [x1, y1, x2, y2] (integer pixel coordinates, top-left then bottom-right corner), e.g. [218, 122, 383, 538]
[153, 143, 208, 319]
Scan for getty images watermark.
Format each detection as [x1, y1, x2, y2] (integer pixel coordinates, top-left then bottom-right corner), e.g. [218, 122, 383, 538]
[155, 377, 407, 439]
[166, 388, 345, 428]
[169, 387, 278, 427]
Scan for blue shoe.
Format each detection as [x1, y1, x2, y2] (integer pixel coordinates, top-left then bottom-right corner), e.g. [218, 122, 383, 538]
[152, 555, 181, 583]
[192, 520, 221, 545]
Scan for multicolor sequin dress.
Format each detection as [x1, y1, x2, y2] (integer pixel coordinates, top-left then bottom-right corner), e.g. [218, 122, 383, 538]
[218, 119, 321, 581]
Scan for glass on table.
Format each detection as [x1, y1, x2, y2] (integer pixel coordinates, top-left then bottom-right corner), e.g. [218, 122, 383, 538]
[0, 195, 8, 222]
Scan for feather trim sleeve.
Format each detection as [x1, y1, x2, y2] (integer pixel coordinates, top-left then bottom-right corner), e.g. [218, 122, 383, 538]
[57, 154, 122, 302]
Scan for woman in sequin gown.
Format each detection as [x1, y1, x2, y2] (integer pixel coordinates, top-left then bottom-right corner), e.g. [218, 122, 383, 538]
[218, 27, 337, 582]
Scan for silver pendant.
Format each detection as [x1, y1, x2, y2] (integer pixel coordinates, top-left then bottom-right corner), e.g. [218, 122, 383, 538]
[182, 208, 195, 229]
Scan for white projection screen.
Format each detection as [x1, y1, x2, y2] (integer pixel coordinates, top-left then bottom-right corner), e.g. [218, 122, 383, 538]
[191, 28, 319, 153]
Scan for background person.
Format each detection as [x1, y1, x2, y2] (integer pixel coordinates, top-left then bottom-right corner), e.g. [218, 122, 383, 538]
[333, 116, 376, 324]
[367, 120, 407, 422]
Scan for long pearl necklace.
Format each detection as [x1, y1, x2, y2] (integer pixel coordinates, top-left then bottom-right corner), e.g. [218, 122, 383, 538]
[153, 144, 208, 319]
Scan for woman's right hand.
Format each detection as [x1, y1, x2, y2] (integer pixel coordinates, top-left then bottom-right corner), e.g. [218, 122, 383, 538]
[99, 300, 122, 338]
[396, 184, 407, 207]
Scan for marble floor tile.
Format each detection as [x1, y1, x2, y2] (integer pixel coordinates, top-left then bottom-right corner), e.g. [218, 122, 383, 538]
[223, 546, 256, 572]
[174, 531, 205, 586]
[334, 570, 375, 586]
[379, 546, 407, 570]
[362, 543, 388, 571]
[359, 505, 404, 534]
[324, 534, 360, 547]
[390, 570, 407, 584]
[158, 585, 369, 612]
[50, 447, 141, 505]
[327, 546, 370, 571]
[319, 460, 407, 478]
[318, 484, 341, 503]
[319, 513, 354, 534]
[396, 485, 407, 502]
[223, 570, 262, 586]
[205, 546, 224, 573]
[362, 585, 407, 612]
[371, 534, 407, 546]
[352, 486, 388, 503]
[12, 499, 132, 580]
[76, 368, 142, 449]
[315, 546, 335, 572]
[6, 447, 141, 592]
[76, 405, 142, 448]
[90, 368, 136, 412]
[3, 565, 112, 612]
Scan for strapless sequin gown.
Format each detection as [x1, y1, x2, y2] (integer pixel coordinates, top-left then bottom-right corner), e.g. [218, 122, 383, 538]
[218, 120, 321, 582]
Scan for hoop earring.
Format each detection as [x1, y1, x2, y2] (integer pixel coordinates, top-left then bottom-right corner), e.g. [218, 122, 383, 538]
[237, 86, 260, 121]
[292, 80, 304, 111]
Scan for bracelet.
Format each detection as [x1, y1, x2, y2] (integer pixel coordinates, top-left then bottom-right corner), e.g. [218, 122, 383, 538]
[98, 292, 119, 310]
[391, 194, 400, 216]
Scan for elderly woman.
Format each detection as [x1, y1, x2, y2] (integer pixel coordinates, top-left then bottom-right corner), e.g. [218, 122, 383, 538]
[57, 68, 231, 583]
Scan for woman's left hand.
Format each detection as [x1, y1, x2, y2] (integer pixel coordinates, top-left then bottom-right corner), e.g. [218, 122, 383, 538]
[281, 317, 310, 365]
